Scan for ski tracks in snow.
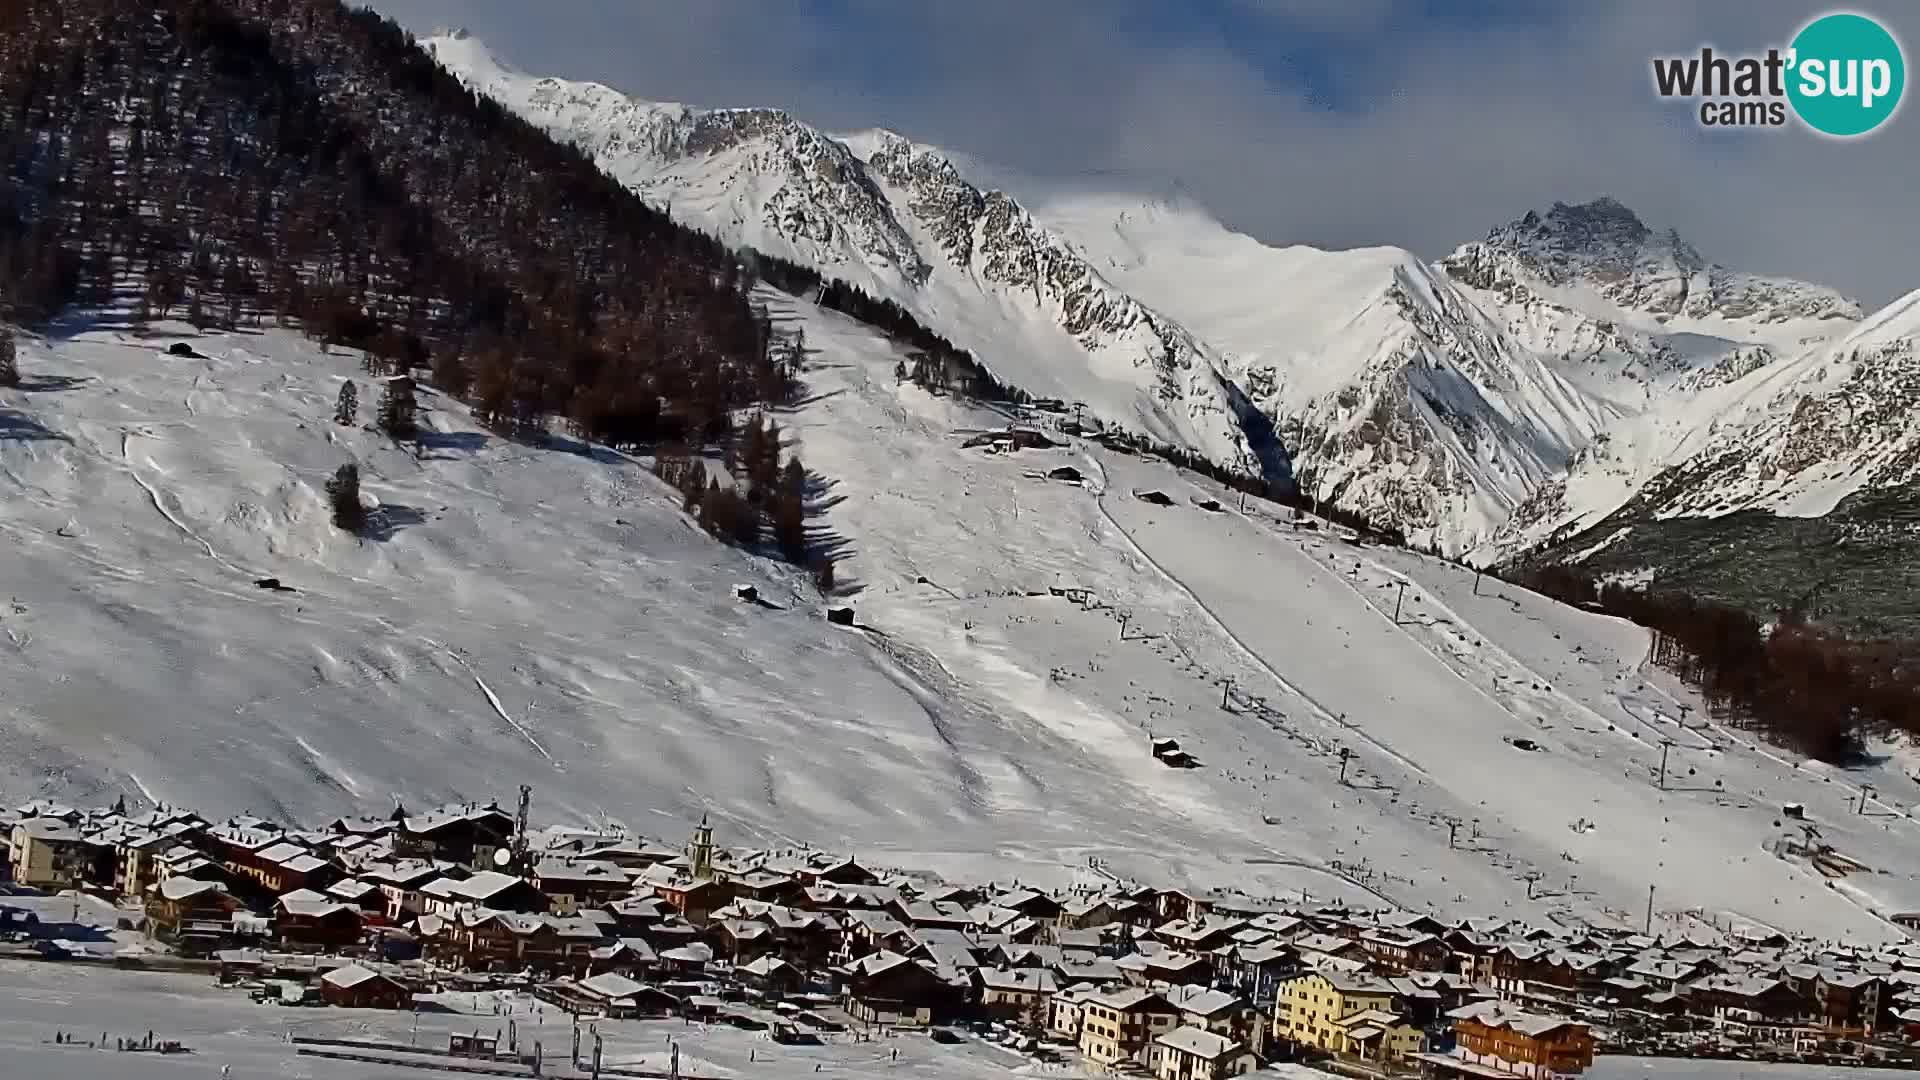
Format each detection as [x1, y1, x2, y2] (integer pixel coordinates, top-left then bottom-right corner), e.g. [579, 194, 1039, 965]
[435, 642, 558, 767]
[1080, 452, 1432, 780]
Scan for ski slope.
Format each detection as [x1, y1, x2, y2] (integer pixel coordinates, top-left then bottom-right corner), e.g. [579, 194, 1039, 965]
[5, 299, 1920, 940]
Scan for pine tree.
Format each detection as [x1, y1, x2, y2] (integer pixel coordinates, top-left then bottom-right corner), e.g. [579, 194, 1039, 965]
[334, 380, 358, 426]
[377, 377, 418, 440]
[0, 325, 17, 388]
[773, 456, 808, 563]
[325, 463, 366, 532]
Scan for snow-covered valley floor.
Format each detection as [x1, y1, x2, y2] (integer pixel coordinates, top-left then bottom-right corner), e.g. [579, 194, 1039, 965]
[0, 960, 1904, 1080]
[5, 298, 1920, 940]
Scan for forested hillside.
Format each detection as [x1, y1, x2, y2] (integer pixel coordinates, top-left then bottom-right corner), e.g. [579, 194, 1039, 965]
[0, 0, 784, 448]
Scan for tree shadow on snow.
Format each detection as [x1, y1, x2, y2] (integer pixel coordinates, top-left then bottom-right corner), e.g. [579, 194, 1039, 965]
[0, 409, 68, 442]
[15, 373, 92, 393]
[416, 429, 490, 457]
[364, 503, 430, 542]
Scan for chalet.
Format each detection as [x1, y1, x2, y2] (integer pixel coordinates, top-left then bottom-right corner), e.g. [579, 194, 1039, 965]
[658, 941, 715, 975]
[442, 909, 606, 975]
[586, 936, 658, 976]
[990, 888, 1063, 922]
[1219, 942, 1296, 1005]
[715, 918, 776, 964]
[1688, 974, 1804, 1026]
[325, 878, 386, 914]
[1166, 985, 1262, 1054]
[977, 967, 1060, 1025]
[724, 868, 801, 903]
[601, 895, 668, 934]
[839, 951, 958, 1026]
[145, 878, 244, 945]
[1080, 987, 1181, 1068]
[791, 854, 879, 886]
[274, 889, 365, 950]
[897, 899, 975, 930]
[1157, 914, 1247, 952]
[739, 954, 802, 995]
[362, 860, 445, 922]
[571, 972, 682, 1018]
[1358, 928, 1449, 973]
[636, 863, 727, 924]
[420, 870, 546, 916]
[1443, 1000, 1594, 1079]
[395, 803, 516, 868]
[1813, 970, 1882, 1033]
[1150, 1026, 1257, 1080]
[1058, 896, 1117, 930]
[531, 859, 630, 914]
[1120, 948, 1211, 986]
[319, 963, 411, 1010]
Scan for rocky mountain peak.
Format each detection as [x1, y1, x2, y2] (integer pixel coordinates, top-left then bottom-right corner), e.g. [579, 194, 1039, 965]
[1453, 196, 1860, 327]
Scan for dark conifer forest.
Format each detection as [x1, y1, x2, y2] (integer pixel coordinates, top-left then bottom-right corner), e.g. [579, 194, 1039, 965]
[0, 0, 830, 571]
[1511, 566, 1920, 764]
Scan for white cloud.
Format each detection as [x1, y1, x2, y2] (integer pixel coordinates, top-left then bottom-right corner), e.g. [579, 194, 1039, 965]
[363, 0, 1918, 306]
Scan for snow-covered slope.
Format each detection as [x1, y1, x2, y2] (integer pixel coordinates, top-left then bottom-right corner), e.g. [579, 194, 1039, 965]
[422, 32, 1633, 553]
[8, 298, 1920, 941]
[1498, 286, 1920, 554]
[1032, 191, 1616, 551]
[1443, 198, 1860, 413]
[423, 31, 1255, 481]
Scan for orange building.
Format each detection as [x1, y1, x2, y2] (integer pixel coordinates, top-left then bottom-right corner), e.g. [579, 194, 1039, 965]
[1444, 1001, 1594, 1079]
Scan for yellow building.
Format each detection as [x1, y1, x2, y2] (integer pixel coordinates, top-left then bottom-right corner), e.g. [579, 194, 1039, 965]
[1273, 971, 1424, 1062]
[7, 818, 101, 890]
[1080, 987, 1180, 1067]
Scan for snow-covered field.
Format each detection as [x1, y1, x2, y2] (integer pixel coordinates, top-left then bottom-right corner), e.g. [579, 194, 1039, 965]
[0, 958, 1044, 1080]
[0, 960, 1902, 1080]
[7, 295, 1920, 939]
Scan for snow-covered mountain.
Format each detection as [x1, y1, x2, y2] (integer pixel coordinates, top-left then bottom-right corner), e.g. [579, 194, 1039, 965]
[1498, 286, 1920, 556]
[1443, 198, 1861, 413]
[423, 32, 1616, 552]
[1030, 191, 1615, 551]
[421, 32, 1913, 567]
[424, 31, 1254, 481]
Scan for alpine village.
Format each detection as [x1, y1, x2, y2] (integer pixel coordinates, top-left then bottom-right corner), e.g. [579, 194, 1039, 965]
[6, 791, 1920, 1079]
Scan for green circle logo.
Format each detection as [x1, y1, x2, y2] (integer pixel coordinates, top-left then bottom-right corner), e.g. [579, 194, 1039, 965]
[1787, 12, 1905, 137]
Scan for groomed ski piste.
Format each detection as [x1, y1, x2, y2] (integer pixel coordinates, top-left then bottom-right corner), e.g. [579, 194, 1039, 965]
[6, 294, 1920, 947]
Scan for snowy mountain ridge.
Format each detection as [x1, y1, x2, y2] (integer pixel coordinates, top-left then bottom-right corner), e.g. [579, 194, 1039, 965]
[423, 33, 1632, 553]
[421, 32, 1913, 564]
[1496, 285, 1920, 556]
[425, 32, 1254, 481]
[1442, 199, 1861, 414]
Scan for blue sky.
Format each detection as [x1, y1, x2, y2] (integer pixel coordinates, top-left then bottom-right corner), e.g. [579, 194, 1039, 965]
[364, 0, 1918, 305]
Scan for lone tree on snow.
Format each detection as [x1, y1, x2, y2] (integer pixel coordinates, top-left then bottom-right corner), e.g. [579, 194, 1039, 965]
[325, 463, 366, 532]
[377, 376, 417, 440]
[334, 379, 358, 426]
[0, 324, 18, 388]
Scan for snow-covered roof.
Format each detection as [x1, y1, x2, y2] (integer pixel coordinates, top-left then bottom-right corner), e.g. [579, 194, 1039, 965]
[321, 963, 391, 990]
[579, 971, 646, 1001]
[1153, 1025, 1240, 1059]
